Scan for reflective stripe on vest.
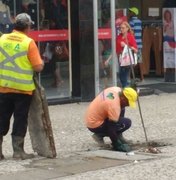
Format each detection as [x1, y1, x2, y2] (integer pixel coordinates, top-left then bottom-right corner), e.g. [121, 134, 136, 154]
[0, 33, 35, 91]
[0, 47, 32, 75]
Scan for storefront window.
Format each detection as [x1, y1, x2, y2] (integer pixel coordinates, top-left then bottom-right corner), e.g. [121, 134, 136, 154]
[3, 0, 71, 99]
[0, 0, 14, 33]
[115, 0, 129, 9]
[96, 0, 129, 90]
[38, 0, 70, 99]
[98, 0, 113, 90]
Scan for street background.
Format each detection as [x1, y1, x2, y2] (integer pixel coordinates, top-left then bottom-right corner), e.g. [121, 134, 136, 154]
[1, 79, 176, 179]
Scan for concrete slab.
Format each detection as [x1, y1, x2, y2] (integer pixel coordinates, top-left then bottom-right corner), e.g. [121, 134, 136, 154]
[0, 169, 66, 180]
[0, 155, 130, 180]
[77, 149, 160, 161]
[0, 144, 173, 180]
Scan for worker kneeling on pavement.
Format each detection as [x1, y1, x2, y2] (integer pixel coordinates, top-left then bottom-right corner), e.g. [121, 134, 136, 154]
[0, 13, 44, 160]
[85, 86, 138, 152]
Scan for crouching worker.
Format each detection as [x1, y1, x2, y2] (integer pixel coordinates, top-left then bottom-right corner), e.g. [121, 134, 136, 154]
[0, 13, 44, 160]
[85, 87, 138, 152]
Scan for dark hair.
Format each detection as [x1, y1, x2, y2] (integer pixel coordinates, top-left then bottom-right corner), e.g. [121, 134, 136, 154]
[14, 22, 29, 31]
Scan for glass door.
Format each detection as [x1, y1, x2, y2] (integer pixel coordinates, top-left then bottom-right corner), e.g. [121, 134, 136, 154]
[13, 0, 71, 100]
[38, 0, 71, 99]
[94, 0, 130, 94]
[94, 0, 117, 94]
[98, 0, 113, 90]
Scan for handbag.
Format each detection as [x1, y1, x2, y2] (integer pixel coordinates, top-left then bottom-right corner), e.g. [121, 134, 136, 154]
[119, 45, 137, 66]
[54, 41, 69, 61]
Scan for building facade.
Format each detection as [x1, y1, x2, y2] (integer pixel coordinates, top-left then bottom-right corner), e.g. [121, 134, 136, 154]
[2, 0, 176, 103]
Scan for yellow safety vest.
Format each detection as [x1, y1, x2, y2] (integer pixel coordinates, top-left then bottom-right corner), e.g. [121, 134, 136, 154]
[0, 31, 35, 91]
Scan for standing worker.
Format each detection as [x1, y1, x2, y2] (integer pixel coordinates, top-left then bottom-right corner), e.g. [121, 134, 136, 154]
[129, 7, 144, 81]
[85, 86, 138, 152]
[0, 13, 44, 160]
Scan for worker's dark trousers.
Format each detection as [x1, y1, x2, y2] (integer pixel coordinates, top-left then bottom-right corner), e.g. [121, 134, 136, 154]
[88, 109, 131, 143]
[0, 93, 32, 137]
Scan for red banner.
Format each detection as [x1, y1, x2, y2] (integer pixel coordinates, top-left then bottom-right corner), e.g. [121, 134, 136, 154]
[28, 30, 69, 42]
[28, 29, 111, 41]
[98, 28, 111, 39]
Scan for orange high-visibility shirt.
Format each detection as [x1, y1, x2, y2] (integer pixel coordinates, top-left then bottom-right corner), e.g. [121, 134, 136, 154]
[85, 87, 122, 129]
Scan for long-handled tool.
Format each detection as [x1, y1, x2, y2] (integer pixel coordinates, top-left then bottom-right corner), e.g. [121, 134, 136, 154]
[126, 44, 161, 153]
[127, 48, 149, 145]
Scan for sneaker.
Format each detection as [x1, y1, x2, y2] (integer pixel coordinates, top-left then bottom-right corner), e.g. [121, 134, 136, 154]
[92, 134, 105, 146]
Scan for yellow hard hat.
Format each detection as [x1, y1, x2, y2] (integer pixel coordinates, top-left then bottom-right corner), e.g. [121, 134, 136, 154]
[123, 87, 138, 108]
[129, 7, 139, 16]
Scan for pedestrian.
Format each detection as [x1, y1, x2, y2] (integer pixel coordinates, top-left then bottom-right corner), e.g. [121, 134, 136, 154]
[116, 21, 138, 88]
[85, 86, 138, 152]
[129, 7, 144, 81]
[0, 13, 44, 160]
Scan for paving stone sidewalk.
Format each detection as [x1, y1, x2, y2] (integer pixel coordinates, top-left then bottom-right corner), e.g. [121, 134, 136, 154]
[0, 87, 176, 179]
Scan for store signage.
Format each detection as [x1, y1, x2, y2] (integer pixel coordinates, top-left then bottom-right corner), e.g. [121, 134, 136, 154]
[98, 28, 111, 39]
[28, 28, 112, 40]
[148, 8, 159, 17]
[28, 30, 69, 42]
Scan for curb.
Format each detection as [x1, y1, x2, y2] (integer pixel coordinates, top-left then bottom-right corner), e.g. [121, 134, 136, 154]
[137, 87, 155, 96]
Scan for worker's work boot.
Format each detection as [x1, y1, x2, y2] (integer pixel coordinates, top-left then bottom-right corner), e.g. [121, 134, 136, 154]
[118, 133, 132, 144]
[0, 136, 4, 160]
[92, 133, 105, 147]
[112, 139, 131, 152]
[12, 135, 34, 160]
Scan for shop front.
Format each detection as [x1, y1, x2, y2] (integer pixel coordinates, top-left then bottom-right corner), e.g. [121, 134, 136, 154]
[1, 0, 176, 103]
[1, 0, 73, 103]
[93, 0, 176, 97]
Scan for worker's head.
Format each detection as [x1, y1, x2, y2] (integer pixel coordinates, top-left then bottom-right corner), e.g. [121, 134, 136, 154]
[14, 13, 34, 32]
[121, 87, 138, 108]
[129, 7, 139, 16]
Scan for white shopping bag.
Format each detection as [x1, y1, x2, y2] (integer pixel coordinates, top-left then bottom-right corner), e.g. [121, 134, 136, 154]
[119, 45, 137, 66]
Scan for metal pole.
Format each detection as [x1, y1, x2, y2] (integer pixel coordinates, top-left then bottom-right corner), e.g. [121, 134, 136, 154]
[36, 0, 41, 84]
[125, 39, 149, 145]
[93, 0, 100, 95]
[68, 0, 72, 96]
[14, 0, 16, 16]
[130, 53, 149, 145]
[137, 96, 149, 144]
[110, 0, 117, 86]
